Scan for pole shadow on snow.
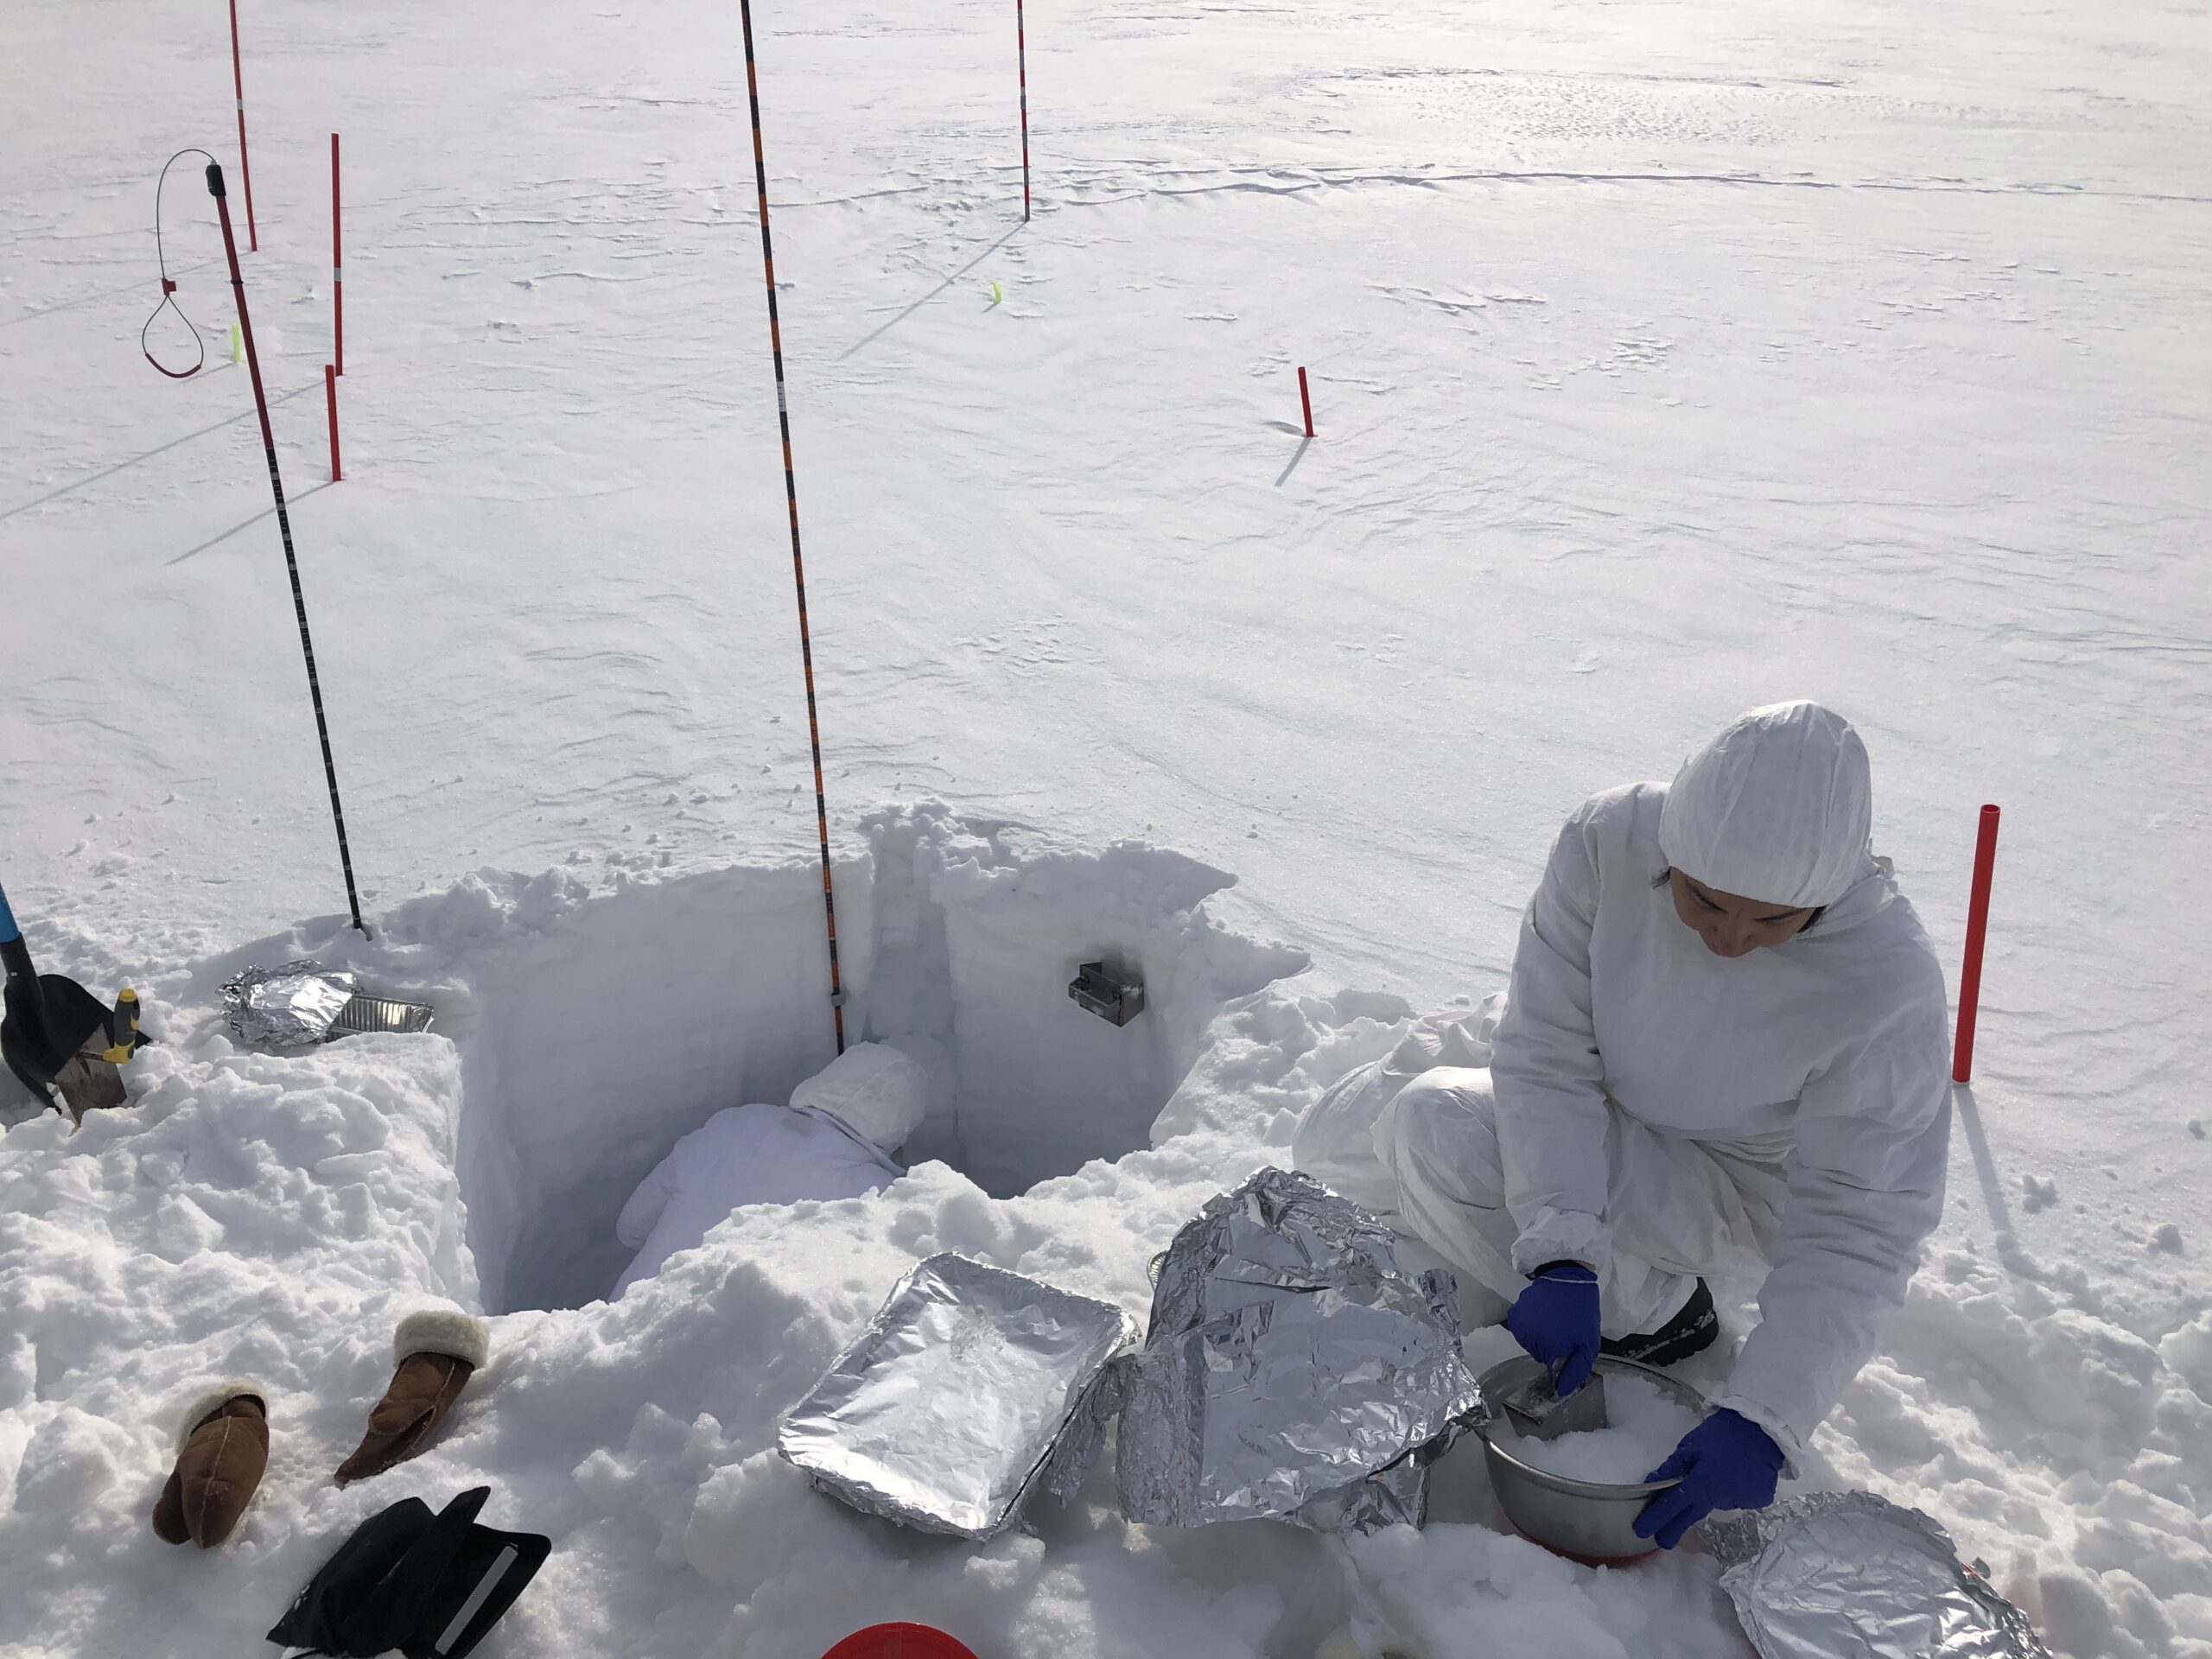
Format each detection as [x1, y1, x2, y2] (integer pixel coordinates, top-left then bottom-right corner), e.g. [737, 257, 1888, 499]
[167, 479, 335, 566]
[0, 257, 221, 332]
[0, 377, 321, 524]
[1951, 1084, 2018, 1238]
[1274, 435, 1313, 486]
[838, 226, 1023, 359]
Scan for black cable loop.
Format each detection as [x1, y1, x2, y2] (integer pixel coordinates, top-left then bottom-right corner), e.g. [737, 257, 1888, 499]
[143, 149, 218, 378]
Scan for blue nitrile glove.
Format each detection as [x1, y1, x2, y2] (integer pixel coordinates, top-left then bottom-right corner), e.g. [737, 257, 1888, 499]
[1505, 1261, 1602, 1397]
[1633, 1408, 1786, 1549]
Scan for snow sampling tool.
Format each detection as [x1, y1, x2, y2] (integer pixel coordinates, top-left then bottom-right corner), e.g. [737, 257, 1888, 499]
[1068, 958, 1145, 1026]
[0, 880, 147, 1122]
[1501, 1368, 1610, 1441]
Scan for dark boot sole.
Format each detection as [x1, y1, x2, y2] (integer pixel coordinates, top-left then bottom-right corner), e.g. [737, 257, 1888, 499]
[1601, 1279, 1719, 1368]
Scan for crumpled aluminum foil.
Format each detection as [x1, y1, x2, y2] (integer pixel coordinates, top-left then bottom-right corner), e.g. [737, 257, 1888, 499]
[778, 1252, 1136, 1540]
[1114, 1166, 1484, 1533]
[1703, 1491, 2052, 1659]
[223, 960, 359, 1046]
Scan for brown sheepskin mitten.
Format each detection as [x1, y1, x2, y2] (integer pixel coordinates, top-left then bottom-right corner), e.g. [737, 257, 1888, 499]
[334, 1306, 491, 1486]
[151, 1384, 269, 1548]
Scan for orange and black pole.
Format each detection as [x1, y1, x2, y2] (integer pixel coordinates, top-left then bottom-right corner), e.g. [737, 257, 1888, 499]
[207, 161, 368, 938]
[738, 1, 846, 1052]
[1017, 0, 1032, 221]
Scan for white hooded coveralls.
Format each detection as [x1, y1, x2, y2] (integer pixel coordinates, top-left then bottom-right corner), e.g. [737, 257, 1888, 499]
[612, 1044, 927, 1299]
[1317, 708, 1952, 1459]
[612, 1105, 903, 1297]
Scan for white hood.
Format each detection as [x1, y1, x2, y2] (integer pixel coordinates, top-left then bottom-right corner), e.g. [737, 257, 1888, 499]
[1658, 701, 1875, 910]
[789, 1042, 929, 1152]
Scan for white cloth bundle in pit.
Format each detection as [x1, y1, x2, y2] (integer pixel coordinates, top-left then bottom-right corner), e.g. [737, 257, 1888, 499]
[612, 1044, 928, 1298]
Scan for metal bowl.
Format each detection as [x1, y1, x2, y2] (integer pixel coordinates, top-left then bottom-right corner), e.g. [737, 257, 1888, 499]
[1475, 1352, 1711, 1563]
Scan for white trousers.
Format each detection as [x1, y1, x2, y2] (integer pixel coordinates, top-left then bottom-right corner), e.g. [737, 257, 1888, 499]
[1375, 1067, 1789, 1340]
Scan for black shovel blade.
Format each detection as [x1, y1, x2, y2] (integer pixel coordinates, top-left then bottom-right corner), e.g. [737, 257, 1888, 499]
[2, 972, 115, 1090]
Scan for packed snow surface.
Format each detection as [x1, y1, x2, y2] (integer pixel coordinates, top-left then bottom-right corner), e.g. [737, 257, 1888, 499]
[1499, 1375, 1707, 1488]
[3, 0, 2209, 1655]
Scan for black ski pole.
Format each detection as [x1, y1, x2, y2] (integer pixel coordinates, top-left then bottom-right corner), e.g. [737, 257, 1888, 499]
[738, 2, 846, 1053]
[205, 162, 370, 938]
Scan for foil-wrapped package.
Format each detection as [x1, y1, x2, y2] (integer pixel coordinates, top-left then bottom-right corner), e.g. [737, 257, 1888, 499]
[1703, 1491, 2052, 1659]
[223, 961, 359, 1046]
[778, 1253, 1136, 1540]
[1115, 1166, 1483, 1533]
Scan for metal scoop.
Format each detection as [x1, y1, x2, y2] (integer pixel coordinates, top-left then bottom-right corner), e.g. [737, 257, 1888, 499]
[1502, 1368, 1610, 1441]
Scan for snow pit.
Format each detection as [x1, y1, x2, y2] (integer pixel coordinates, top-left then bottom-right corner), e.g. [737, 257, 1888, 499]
[1499, 1375, 1706, 1486]
[428, 808, 1306, 1313]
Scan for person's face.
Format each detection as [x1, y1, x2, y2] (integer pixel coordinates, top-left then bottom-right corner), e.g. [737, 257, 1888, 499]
[1667, 869, 1816, 958]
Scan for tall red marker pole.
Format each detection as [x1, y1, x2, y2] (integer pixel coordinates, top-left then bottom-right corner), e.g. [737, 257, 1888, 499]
[331, 134, 343, 374]
[228, 0, 257, 251]
[1016, 0, 1031, 221]
[1952, 804, 2001, 1084]
[1298, 366, 1315, 437]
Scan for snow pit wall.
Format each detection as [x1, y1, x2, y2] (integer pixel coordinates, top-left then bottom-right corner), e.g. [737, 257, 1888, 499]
[449, 810, 1305, 1313]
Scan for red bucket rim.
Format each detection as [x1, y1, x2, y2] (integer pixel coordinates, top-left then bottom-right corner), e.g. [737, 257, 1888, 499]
[820, 1623, 979, 1659]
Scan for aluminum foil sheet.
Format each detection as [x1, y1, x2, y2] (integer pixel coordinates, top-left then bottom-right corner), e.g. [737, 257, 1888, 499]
[1703, 1491, 2052, 1659]
[223, 960, 359, 1046]
[778, 1253, 1136, 1540]
[1114, 1166, 1484, 1533]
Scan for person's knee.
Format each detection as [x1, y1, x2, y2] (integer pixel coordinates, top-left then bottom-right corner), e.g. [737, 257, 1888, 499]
[1380, 1067, 1505, 1205]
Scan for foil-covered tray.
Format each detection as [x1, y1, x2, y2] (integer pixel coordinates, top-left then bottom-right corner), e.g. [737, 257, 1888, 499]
[1703, 1491, 2052, 1659]
[224, 962, 435, 1046]
[1115, 1166, 1484, 1534]
[223, 961, 359, 1046]
[778, 1253, 1136, 1540]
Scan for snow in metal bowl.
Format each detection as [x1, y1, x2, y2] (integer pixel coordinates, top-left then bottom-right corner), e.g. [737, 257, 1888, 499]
[1474, 1354, 1710, 1564]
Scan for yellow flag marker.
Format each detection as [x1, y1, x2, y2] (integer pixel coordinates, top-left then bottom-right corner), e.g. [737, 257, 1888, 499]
[231, 323, 245, 364]
[990, 280, 1003, 306]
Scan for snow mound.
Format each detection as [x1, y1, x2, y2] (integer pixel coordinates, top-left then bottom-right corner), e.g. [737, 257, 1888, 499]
[3, 813, 2209, 1658]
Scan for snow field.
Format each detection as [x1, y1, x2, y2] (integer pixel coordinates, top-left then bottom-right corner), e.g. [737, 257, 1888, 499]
[3, 0, 2210, 1652]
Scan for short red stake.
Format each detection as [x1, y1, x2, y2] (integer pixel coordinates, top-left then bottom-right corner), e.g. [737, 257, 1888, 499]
[331, 133, 343, 375]
[1952, 804, 2001, 1084]
[228, 0, 257, 251]
[1297, 365, 1315, 438]
[325, 364, 342, 481]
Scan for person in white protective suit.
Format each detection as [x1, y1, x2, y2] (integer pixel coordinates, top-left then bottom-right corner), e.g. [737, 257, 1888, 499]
[1294, 701, 1951, 1548]
[611, 1042, 929, 1300]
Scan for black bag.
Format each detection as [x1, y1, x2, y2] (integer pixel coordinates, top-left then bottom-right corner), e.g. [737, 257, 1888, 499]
[267, 1486, 550, 1658]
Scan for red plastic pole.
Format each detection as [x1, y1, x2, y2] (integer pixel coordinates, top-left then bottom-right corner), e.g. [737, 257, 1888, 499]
[1298, 366, 1315, 437]
[331, 133, 343, 375]
[1016, 0, 1031, 221]
[229, 0, 257, 251]
[325, 364, 342, 481]
[1952, 804, 2001, 1084]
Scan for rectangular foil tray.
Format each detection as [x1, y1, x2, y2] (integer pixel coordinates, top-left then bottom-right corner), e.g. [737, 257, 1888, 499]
[779, 1253, 1135, 1540]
